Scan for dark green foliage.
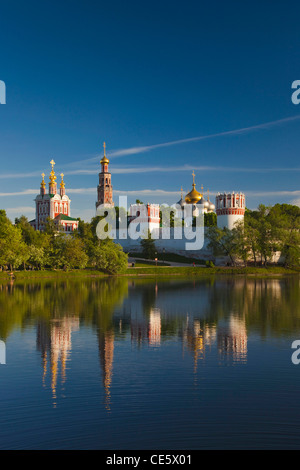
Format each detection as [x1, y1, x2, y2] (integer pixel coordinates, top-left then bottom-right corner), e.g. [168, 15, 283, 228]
[207, 203, 300, 267]
[0, 211, 128, 274]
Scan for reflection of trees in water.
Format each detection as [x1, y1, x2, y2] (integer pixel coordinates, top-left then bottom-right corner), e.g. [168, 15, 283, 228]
[0, 276, 298, 409]
[0, 278, 129, 340]
[0, 276, 299, 343]
[207, 277, 300, 338]
[0, 278, 129, 409]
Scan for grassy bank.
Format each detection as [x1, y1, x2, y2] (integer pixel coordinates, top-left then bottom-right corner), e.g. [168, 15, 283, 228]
[0, 269, 107, 282]
[0, 265, 298, 282]
[124, 265, 300, 277]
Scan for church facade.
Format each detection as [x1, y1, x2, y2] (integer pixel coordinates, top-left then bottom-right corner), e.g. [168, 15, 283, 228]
[30, 160, 79, 233]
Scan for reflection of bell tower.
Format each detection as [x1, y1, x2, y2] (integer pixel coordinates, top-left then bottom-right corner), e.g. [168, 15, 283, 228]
[96, 142, 114, 209]
[183, 319, 205, 373]
[98, 330, 114, 410]
[149, 308, 161, 346]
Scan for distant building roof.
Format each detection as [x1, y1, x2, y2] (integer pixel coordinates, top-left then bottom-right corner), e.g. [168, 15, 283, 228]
[54, 214, 78, 222]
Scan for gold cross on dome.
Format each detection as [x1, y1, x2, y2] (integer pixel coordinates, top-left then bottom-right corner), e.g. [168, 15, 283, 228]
[192, 171, 195, 185]
[41, 173, 45, 179]
[50, 159, 55, 169]
[60, 173, 64, 178]
[103, 142, 106, 155]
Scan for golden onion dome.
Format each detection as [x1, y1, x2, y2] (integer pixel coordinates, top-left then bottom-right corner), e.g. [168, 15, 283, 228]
[185, 187, 202, 204]
[185, 171, 202, 204]
[101, 155, 110, 164]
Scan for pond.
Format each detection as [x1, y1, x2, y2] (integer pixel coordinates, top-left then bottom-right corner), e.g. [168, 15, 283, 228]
[0, 275, 299, 449]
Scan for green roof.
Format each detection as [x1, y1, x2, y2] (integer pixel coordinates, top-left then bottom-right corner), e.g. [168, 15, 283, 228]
[55, 214, 78, 221]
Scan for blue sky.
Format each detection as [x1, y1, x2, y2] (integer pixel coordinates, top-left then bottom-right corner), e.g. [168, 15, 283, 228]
[0, 0, 300, 222]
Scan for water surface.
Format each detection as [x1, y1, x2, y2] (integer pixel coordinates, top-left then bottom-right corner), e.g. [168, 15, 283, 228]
[0, 276, 299, 449]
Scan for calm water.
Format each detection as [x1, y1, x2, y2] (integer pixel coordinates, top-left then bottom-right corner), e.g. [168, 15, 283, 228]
[0, 275, 300, 450]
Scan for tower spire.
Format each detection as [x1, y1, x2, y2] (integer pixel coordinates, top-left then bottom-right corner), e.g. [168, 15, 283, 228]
[96, 141, 114, 208]
[49, 159, 56, 183]
[192, 170, 196, 187]
[40, 172, 46, 195]
[49, 160, 57, 195]
[60, 173, 65, 188]
[60, 173, 66, 197]
[100, 141, 109, 165]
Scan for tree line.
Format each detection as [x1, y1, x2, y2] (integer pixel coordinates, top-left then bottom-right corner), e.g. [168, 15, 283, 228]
[0, 210, 128, 274]
[207, 204, 300, 267]
[0, 202, 298, 272]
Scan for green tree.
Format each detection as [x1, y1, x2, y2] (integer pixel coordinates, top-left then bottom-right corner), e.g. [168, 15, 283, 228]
[268, 204, 300, 267]
[0, 211, 28, 270]
[232, 220, 251, 266]
[27, 245, 46, 269]
[91, 239, 128, 274]
[207, 226, 238, 266]
[47, 234, 88, 270]
[204, 212, 217, 227]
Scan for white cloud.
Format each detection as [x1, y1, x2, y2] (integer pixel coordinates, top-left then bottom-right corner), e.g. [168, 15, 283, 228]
[79, 114, 300, 162]
[114, 189, 181, 197]
[66, 187, 95, 194]
[0, 189, 37, 196]
[5, 206, 35, 213]
[290, 198, 300, 207]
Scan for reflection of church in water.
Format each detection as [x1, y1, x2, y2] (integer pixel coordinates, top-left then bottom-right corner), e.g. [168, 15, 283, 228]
[36, 317, 116, 409]
[130, 307, 162, 347]
[182, 314, 247, 369]
[37, 317, 80, 406]
[35, 282, 249, 408]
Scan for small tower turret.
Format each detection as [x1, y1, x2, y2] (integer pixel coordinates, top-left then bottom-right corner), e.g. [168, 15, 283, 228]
[40, 173, 46, 196]
[216, 192, 246, 230]
[60, 173, 66, 197]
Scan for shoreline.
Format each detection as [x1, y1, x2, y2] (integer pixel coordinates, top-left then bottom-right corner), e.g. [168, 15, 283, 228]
[0, 265, 298, 282]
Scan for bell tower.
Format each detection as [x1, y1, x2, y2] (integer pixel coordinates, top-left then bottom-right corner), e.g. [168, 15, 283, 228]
[96, 142, 114, 209]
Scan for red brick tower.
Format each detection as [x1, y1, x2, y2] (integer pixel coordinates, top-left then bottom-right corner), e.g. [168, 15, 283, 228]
[96, 142, 114, 209]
